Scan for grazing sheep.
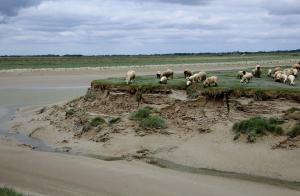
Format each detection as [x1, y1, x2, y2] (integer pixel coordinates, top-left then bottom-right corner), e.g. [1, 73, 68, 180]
[159, 76, 168, 84]
[269, 67, 281, 78]
[198, 71, 207, 82]
[240, 72, 253, 83]
[292, 63, 300, 70]
[161, 69, 174, 79]
[203, 76, 218, 87]
[274, 70, 283, 81]
[126, 70, 136, 84]
[287, 75, 296, 85]
[237, 70, 246, 79]
[274, 72, 287, 83]
[284, 68, 298, 77]
[252, 64, 261, 78]
[156, 71, 161, 79]
[184, 70, 193, 78]
[187, 73, 201, 83]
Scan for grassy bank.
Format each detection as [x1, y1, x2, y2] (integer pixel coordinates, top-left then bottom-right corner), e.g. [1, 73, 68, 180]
[1, 51, 299, 69]
[91, 68, 300, 99]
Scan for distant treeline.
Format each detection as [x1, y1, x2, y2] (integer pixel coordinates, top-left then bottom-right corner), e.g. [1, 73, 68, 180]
[1, 49, 300, 57]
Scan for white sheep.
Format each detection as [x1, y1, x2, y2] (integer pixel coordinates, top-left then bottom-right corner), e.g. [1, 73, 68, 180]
[274, 72, 287, 83]
[125, 70, 136, 84]
[252, 64, 261, 78]
[203, 76, 218, 87]
[292, 63, 300, 70]
[198, 71, 207, 82]
[284, 68, 298, 77]
[159, 76, 168, 84]
[186, 73, 201, 84]
[161, 69, 174, 79]
[287, 75, 296, 85]
[240, 72, 253, 83]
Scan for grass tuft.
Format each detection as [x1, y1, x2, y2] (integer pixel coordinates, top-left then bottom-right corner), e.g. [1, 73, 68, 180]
[140, 115, 167, 129]
[130, 107, 152, 120]
[90, 116, 106, 127]
[0, 187, 23, 196]
[233, 116, 284, 142]
[287, 123, 300, 138]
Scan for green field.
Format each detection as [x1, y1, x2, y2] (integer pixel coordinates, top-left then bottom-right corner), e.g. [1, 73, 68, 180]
[1, 51, 300, 69]
[91, 67, 300, 100]
[0, 187, 23, 196]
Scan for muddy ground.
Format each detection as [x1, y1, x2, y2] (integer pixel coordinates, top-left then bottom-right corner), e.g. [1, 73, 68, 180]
[10, 88, 300, 181]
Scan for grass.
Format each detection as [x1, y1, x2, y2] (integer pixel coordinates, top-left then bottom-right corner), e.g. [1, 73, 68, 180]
[233, 116, 284, 142]
[130, 107, 167, 129]
[92, 67, 300, 99]
[140, 115, 167, 129]
[1, 52, 299, 70]
[287, 123, 300, 138]
[130, 107, 152, 120]
[90, 116, 106, 127]
[0, 187, 23, 196]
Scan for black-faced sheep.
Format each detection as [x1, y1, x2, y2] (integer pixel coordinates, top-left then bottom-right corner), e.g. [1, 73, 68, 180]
[159, 76, 168, 84]
[252, 64, 261, 78]
[203, 76, 218, 87]
[184, 70, 193, 78]
[156, 71, 161, 79]
[240, 72, 253, 83]
[126, 70, 136, 84]
[237, 70, 246, 79]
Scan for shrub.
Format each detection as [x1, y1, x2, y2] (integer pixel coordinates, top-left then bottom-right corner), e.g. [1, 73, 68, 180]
[130, 107, 152, 120]
[109, 117, 121, 124]
[0, 187, 23, 196]
[65, 108, 75, 118]
[140, 115, 167, 129]
[287, 123, 300, 138]
[286, 107, 300, 113]
[90, 116, 105, 127]
[233, 116, 284, 142]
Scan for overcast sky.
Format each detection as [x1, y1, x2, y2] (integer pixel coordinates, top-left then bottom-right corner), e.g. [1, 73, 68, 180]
[0, 0, 299, 55]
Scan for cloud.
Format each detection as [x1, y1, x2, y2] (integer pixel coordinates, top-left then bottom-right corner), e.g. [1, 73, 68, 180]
[0, 0, 43, 16]
[0, 0, 299, 55]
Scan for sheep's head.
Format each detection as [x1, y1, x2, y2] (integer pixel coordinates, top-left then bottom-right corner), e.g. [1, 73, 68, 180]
[186, 80, 192, 86]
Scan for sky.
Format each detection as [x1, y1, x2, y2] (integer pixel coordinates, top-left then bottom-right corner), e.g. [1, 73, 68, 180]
[0, 0, 299, 55]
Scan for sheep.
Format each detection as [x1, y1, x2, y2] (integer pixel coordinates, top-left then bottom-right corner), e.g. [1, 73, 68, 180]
[274, 70, 283, 81]
[286, 75, 296, 85]
[159, 76, 168, 84]
[203, 76, 218, 87]
[125, 70, 136, 84]
[161, 69, 174, 79]
[284, 68, 298, 77]
[156, 71, 161, 79]
[274, 72, 287, 83]
[240, 72, 253, 83]
[184, 70, 192, 78]
[186, 73, 201, 83]
[198, 71, 207, 82]
[237, 70, 246, 79]
[292, 63, 300, 70]
[269, 67, 281, 78]
[252, 64, 261, 78]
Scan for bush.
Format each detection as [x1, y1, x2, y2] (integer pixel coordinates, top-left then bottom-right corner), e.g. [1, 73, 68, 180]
[140, 115, 167, 129]
[65, 108, 76, 118]
[286, 107, 300, 113]
[233, 116, 284, 142]
[90, 116, 105, 127]
[109, 117, 121, 124]
[0, 187, 23, 196]
[287, 123, 300, 138]
[130, 107, 152, 120]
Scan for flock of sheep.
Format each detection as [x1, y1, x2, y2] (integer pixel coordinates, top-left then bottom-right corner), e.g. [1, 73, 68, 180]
[125, 62, 300, 87]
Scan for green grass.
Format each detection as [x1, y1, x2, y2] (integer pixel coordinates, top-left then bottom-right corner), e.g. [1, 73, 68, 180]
[140, 115, 167, 129]
[1, 52, 299, 69]
[0, 187, 23, 196]
[90, 116, 106, 127]
[233, 117, 284, 142]
[130, 107, 152, 120]
[92, 68, 300, 97]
